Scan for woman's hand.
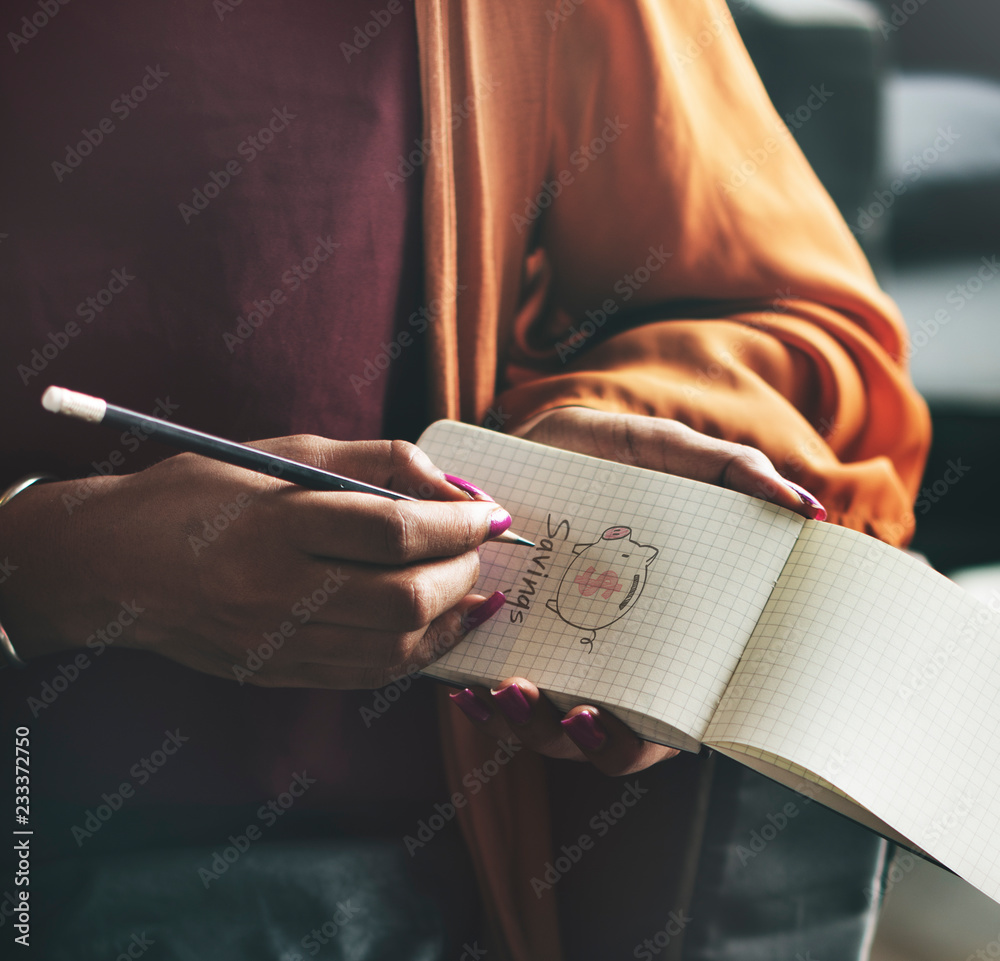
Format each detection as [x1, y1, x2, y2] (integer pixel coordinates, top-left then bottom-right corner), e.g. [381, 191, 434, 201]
[446, 407, 827, 775]
[0, 436, 510, 688]
[516, 406, 826, 521]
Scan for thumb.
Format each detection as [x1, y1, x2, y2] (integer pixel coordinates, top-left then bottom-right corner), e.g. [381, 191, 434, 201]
[408, 591, 507, 670]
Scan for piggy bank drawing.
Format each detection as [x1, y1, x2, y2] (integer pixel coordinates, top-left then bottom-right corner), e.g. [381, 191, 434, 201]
[546, 526, 658, 652]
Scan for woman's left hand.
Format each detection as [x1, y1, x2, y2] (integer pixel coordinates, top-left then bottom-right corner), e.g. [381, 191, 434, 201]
[447, 406, 826, 775]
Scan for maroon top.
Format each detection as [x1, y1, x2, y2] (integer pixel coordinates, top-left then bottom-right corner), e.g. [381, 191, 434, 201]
[0, 0, 447, 828]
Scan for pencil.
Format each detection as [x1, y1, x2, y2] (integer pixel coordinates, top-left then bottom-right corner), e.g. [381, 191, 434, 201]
[40, 386, 534, 547]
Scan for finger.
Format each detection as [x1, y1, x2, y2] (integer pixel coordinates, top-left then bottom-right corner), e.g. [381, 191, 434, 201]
[284, 550, 484, 633]
[406, 590, 508, 669]
[527, 409, 826, 521]
[448, 679, 585, 761]
[559, 705, 679, 776]
[276, 492, 513, 563]
[721, 456, 828, 521]
[237, 589, 506, 689]
[247, 436, 474, 502]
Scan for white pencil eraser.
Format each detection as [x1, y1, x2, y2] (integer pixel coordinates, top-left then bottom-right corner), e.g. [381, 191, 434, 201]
[41, 386, 107, 422]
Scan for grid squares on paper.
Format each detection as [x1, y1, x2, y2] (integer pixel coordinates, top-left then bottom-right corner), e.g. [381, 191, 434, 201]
[705, 521, 1000, 902]
[417, 420, 804, 745]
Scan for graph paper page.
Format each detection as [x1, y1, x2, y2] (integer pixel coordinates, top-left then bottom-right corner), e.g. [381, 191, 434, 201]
[706, 522, 1000, 902]
[417, 421, 804, 747]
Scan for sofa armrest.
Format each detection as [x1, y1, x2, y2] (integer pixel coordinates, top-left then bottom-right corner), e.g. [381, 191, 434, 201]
[729, 0, 885, 231]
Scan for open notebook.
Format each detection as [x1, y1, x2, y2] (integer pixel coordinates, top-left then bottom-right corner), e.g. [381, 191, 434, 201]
[417, 420, 1000, 906]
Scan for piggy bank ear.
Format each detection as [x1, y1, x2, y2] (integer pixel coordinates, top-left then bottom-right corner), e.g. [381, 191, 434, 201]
[602, 526, 631, 540]
[572, 542, 590, 555]
[644, 545, 659, 566]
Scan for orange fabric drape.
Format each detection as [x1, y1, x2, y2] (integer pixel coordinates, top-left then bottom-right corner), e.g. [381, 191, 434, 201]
[416, 1, 931, 957]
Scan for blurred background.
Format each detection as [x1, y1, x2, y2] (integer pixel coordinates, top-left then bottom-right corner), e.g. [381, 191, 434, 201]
[727, 0, 1000, 957]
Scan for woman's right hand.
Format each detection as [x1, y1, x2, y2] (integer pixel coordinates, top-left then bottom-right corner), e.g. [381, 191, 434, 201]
[0, 436, 508, 688]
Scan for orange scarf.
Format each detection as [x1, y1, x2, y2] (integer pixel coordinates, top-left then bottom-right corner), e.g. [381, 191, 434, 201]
[416, 1, 930, 956]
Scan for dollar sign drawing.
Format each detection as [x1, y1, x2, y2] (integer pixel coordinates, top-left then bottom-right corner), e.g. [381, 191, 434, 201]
[574, 566, 623, 600]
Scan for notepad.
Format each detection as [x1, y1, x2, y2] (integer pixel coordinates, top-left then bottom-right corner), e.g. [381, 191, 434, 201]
[417, 420, 1000, 907]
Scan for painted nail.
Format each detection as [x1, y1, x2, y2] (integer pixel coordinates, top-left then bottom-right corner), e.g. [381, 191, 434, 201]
[444, 474, 495, 502]
[560, 710, 608, 752]
[488, 508, 512, 540]
[464, 590, 506, 631]
[491, 683, 531, 725]
[449, 688, 492, 723]
[782, 479, 828, 522]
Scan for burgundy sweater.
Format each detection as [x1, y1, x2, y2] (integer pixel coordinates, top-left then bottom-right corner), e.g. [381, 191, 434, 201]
[0, 0, 450, 839]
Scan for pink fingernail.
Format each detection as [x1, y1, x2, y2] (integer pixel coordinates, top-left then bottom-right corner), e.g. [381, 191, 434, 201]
[449, 688, 492, 722]
[491, 683, 531, 725]
[444, 474, 495, 502]
[488, 509, 512, 540]
[463, 591, 506, 631]
[782, 480, 828, 521]
[560, 710, 607, 752]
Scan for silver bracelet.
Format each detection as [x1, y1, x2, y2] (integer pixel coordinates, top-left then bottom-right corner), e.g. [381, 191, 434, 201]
[0, 473, 57, 669]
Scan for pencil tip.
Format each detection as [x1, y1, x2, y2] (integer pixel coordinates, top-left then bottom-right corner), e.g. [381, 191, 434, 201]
[497, 531, 535, 547]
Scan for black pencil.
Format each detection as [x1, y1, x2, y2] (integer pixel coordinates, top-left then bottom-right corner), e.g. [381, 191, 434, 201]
[41, 386, 534, 547]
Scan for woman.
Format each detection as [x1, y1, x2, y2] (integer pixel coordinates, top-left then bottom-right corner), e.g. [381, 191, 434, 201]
[0, 0, 929, 957]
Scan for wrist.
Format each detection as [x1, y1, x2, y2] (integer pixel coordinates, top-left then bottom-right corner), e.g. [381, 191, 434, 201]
[0, 474, 124, 662]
